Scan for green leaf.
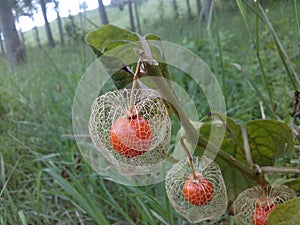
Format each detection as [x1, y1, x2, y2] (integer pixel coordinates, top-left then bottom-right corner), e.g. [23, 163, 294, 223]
[267, 197, 300, 225]
[145, 33, 162, 41]
[199, 116, 256, 200]
[246, 120, 294, 166]
[18, 210, 28, 225]
[86, 25, 169, 89]
[283, 178, 300, 192]
[99, 55, 134, 90]
[86, 24, 139, 57]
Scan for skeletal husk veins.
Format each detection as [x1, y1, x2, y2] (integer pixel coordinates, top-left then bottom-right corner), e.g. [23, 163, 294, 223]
[89, 88, 171, 176]
[234, 184, 296, 225]
[165, 156, 228, 223]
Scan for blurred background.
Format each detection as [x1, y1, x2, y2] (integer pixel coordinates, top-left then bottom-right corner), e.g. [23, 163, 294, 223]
[0, 0, 299, 224]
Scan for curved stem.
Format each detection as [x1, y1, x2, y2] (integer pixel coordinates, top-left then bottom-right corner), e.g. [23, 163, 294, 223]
[241, 125, 255, 168]
[180, 136, 197, 179]
[129, 59, 142, 115]
[145, 64, 199, 143]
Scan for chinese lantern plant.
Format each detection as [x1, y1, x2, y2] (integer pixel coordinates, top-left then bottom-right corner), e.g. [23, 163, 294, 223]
[89, 59, 171, 176]
[234, 184, 296, 225]
[165, 137, 228, 223]
[181, 137, 215, 207]
[109, 60, 153, 158]
[84, 24, 300, 223]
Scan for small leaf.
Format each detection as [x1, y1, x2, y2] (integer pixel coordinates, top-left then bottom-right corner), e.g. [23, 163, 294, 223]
[246, 120, 294, 166]
[267, 197, 300, 225]
[283, 178, 300, 192]
[145, 34, 162, 41]
[86, 24, 139, 57]
[99, 55, 134, 89]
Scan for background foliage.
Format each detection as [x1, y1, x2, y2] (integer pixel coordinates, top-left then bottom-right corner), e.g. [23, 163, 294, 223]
[0, 0, 299, 224]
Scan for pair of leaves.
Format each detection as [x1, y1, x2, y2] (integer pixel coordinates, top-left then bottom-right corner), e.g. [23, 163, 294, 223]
[86, 25, 168, 90]
[86, 25, 140, 89]
[198, 115, 294, 199]
[86, 25, 140, 57]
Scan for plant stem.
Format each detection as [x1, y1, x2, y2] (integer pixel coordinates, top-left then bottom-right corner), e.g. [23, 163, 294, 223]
[180, 137, 197, 179]
[129, 59, 142, 115]
[145, 64, 199, 144]
[261, 166, 300, 174]
[260, 181, 266, 200]
[259, 101, 266, 119]
[241, 126, 255, 168]
[254, 164, 266, 199]
[196, 137, 260, 183]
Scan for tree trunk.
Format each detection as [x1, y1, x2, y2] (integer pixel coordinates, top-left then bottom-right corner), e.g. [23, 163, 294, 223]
[0, 31, 5, 54]
[158, 0, 164, 22]
[172, 0, 179, 18]
[186, 0, 193, 20]
[0, 0, 26, 65]
[134, 0, 141, 34]
[97, 0, 109, 25]
[33, 26, 42, 48]
[19, 29, 25, 46]
[39, 0, 55, 48]
[54, 1, 64, 46]
[195, 0, 202, 18]
[204, 0, 213, 22]
[56, 10, 65, 46]
[128, 0, 135, 32]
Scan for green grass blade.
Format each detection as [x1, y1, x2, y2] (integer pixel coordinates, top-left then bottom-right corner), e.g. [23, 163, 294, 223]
[236, 0, 276, 116]
[164, 186, 174, 225]
[236, 0, 252, 36]
[295, 0, 300, 38]
[124, 185, 173, 225]
[45, 167, 110, 225]
[18, 211, 28, 225]
[135, 197, 157, 225]
[3, 189, 18, 224]
[35, 170, 43, 224]
[0, 156, 22, 197]
[254, 1, 276, 116]
[150, 210, 168, 225]
[259, 3, 300, 89]
[99, 181, 136, 224]
[215, 18, 225, 88]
